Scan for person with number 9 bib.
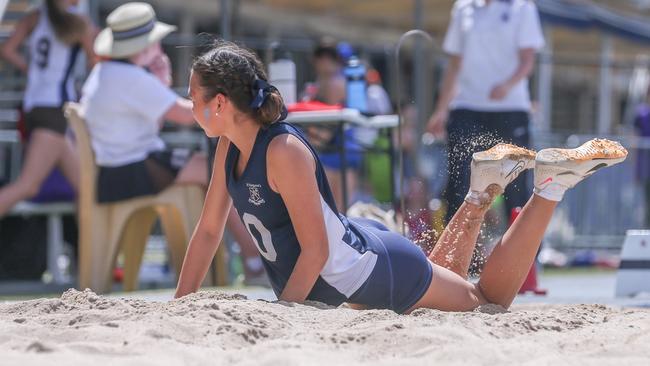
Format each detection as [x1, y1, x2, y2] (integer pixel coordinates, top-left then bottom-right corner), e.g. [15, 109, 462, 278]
[175, 41, 627, 313]
[0, 0, 96, 216]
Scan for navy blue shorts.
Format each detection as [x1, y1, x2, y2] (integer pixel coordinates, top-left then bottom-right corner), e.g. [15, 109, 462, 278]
[348, 218, 433, 314]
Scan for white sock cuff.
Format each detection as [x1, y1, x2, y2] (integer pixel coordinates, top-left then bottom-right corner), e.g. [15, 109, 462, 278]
[465, 190, 492, 206]
[533, 184, 565, 202]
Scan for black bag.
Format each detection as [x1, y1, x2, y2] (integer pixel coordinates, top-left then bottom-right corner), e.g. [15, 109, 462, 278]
[0, 215, 48, 280]
[0, 174, 78, 280]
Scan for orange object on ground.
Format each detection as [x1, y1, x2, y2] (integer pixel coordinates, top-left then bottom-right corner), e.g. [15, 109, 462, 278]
[510, 207, 548, 295]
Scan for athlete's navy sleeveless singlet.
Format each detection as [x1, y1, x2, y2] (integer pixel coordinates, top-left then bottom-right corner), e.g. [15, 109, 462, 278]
[225, 122, 432, 313]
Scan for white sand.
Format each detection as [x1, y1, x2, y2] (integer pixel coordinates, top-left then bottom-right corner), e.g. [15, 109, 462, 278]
[1, 289, 649, 365]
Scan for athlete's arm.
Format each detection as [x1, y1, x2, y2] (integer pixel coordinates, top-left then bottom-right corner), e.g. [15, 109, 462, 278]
[0, 10, 39, 73]
[268, 134, 330, 303]
[174, 137, 231, 298]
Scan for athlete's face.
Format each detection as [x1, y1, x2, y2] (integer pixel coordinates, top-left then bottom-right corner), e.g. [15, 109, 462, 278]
[189, 71, 226, 137]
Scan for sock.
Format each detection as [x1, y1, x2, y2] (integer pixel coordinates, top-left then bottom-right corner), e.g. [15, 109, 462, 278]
[534, 182, 565, 202]
[465, 190, 492, 207]
[464, 184, 503, 208]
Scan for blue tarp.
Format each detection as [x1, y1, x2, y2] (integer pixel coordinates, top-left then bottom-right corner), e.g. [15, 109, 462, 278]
[537, 0, 650, 44]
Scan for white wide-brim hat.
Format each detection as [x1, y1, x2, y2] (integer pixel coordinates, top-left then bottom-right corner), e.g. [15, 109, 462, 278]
[94, 2, 177, 58]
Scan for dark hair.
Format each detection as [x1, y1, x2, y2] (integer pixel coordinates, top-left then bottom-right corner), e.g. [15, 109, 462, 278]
[313, 37, 341, 64]
[46, 0, 86, 45]
[192, 40, 284, 126]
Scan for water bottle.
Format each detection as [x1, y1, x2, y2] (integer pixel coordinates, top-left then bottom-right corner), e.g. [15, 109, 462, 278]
[269, 53, 297, 105]
[344, 56, 367, 112]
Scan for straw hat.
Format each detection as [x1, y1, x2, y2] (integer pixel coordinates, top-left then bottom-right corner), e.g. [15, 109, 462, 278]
[94, 2, 176, 58]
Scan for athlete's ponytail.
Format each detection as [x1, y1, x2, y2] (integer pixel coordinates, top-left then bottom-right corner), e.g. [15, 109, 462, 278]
[45, 0, 86, 45]
[192, 40, 286, 127]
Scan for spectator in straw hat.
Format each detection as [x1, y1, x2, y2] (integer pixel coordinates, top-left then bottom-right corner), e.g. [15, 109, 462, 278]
[81, 2, 198, 201]
[80, 2, 264, 281]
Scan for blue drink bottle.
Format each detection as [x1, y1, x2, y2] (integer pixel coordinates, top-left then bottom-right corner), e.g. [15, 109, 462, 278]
[344, 56, 367, 113]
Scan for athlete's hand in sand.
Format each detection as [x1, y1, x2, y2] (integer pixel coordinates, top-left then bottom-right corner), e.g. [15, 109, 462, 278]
[426, 108, 448, 138]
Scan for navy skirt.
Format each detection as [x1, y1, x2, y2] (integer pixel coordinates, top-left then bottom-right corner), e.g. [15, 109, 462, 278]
[97, 148, 192, 203]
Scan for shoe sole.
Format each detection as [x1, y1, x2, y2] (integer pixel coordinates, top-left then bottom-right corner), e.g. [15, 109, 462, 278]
[536, 139, 628, 179]
[536, 139, 628, 165]
[473, 143, 537, 163]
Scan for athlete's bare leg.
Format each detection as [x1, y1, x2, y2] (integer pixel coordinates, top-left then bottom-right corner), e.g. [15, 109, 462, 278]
[429, 144, 536, 279]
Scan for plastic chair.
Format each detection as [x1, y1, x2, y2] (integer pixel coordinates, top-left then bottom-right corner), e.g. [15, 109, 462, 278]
[65, 103, 228, 293]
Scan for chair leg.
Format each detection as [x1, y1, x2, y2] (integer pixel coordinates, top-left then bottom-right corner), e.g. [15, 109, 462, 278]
[93, 208, 135, 294]
[79, 208, 123, 294]
[157, 205, 188, 279]
[78, 210, 107, 291]
[120, 208, 158, 292]
[93, 224, 122, 294]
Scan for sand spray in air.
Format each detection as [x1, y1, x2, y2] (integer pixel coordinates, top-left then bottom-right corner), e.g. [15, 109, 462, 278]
[405, 131, 522, 276]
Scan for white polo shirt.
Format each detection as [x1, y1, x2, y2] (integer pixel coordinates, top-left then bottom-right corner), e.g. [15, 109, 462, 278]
[80, 61, 178, 167]
[444, 0, 545, 112]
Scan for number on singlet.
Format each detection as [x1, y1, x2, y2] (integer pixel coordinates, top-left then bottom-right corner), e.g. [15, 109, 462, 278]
[35, 37, 51, 69]
[242, 213, 277, 262]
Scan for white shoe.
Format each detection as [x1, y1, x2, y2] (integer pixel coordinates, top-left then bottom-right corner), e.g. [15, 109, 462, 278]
[466, 143, 536, 206]
[534, 139, 628, 202]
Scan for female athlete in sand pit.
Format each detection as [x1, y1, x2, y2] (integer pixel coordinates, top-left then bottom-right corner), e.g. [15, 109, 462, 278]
[174, 41, 628, 313]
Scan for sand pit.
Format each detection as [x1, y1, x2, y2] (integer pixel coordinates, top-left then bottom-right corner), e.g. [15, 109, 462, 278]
[1, 289, 649, 365]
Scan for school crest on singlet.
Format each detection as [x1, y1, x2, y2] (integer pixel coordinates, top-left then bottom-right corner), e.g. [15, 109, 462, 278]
[246, 183, 265, 206]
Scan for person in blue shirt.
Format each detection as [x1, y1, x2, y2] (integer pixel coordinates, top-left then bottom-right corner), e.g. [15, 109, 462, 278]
[174, 41, 627, 313]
